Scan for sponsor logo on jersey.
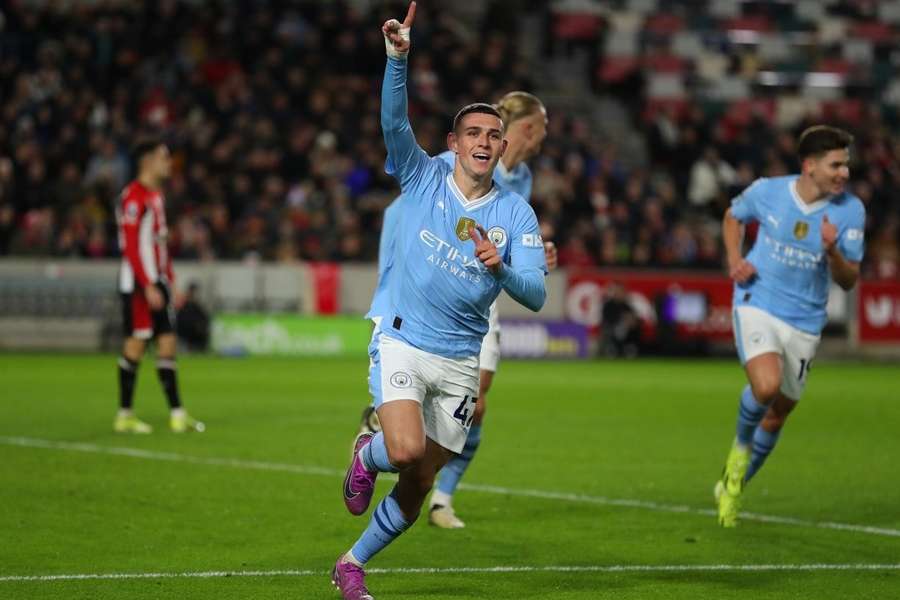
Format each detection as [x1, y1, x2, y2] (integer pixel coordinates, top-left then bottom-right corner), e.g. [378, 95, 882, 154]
[487, 226, 507, 248]
[793, 220, 809, 240]
[522, 233, 544, 248]
[846, 228, 863, 241]
[456, 217, 477, 241]
[419, 229, 484, 283]
[762, 234, 823, 270]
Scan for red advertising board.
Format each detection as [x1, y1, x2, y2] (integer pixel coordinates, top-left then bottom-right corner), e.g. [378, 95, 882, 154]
[858, 280, 900, 343]
[566, 270, 735, 341]
[310, 262, 341, 315]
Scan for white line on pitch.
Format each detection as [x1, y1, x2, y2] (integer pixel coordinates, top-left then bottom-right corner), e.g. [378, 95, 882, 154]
[2, 435, 899, 539]
[2, 563, 899, 583]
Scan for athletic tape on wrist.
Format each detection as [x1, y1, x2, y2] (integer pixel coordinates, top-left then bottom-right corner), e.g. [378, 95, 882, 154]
[383, 20, 410, 59]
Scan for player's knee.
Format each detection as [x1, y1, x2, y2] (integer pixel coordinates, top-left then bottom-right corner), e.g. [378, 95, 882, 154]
[386, 437, 426, 469]
[751, 379, 781, 405]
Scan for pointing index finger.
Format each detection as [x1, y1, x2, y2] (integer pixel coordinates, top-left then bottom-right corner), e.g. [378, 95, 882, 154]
[402, 2, 417, 27]
[468, 225, 482, 244]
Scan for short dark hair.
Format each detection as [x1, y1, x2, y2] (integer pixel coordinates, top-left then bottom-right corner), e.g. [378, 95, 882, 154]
[132, 138, 166, 165]
[452, 102, 503, 132]
[797, 126, 853, 160]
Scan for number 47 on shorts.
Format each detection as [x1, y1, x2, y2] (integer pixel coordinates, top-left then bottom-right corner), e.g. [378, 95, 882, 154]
[453, 395, 477, 427]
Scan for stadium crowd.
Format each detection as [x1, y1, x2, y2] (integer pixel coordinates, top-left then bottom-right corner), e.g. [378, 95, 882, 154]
[0, 0, 897, 279]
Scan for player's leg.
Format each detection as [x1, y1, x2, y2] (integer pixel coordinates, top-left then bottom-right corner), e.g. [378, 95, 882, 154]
[429, 311, 499, 528]
[745, 392, 797, 482]
[343, 333, 426, 516]
[334, 336, 455, 599]
[152, 284, 203, 433]
[114, 292, 153, 433]
[429, 368, 491, 528]
[334, 436, 450, 599]
[745, 326, 816, 482]
[717, 306, 784, 526]
[334, 344, 478, 597]
[346, 399, 429, 513]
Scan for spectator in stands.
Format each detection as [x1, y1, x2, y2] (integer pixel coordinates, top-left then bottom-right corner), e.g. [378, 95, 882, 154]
[688, 146, 737, 212]
[176, 281, 211, 353]
[600, 282, 640, 358]
[0, 1, 896, 278]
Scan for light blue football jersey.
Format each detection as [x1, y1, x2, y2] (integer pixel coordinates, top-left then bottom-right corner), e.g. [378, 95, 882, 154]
[367, 152, 534, 320]
[375, 57, 547, 357]
[730, 175, 865, 334]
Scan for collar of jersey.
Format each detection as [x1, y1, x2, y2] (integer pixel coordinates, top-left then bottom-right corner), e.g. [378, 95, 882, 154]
[446, 173, 499, 211]
[790, 178, 830, 215]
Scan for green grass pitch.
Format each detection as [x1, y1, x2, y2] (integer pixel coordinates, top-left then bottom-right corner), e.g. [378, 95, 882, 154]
[1, 354, 898, 599]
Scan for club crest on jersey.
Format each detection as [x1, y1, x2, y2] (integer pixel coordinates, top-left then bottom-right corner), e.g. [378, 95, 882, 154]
[122, 201, 139, 224]
[487, 226, 507, 248]
[390, 371, 412, 388]
[793, 221, 809, 240]
[456, 217, 477, 241]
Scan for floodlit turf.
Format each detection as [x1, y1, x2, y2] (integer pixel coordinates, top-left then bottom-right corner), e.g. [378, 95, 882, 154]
[1, 353, 898, 599]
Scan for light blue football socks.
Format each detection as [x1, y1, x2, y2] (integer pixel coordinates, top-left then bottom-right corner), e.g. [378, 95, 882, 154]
[349, 486, 412, 564]
[736, 385, 768, 447]
[361, 431, 399, 473]
[745, 426, 781, 483]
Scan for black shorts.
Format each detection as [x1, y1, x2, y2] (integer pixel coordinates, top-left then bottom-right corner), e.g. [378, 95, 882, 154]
[121, 282, 174, 340]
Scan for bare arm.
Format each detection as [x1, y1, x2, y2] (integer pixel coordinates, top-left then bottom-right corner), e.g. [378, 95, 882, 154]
[825, 248, 860, 290]
[723, 208, 756, 284]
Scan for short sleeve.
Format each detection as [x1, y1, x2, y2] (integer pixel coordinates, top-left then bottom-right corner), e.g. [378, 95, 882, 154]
[838, 204, 866, 262]
[730, 178, 764, 223]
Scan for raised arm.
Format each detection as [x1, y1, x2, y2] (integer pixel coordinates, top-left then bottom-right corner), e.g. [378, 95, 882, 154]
[380, 3, 429, 190]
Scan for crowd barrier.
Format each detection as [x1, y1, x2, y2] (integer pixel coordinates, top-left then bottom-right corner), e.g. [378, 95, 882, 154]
[1, 259, 891, 356]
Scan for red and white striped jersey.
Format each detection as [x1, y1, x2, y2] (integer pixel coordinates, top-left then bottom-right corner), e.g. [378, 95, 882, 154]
[116, 180, 173, 293]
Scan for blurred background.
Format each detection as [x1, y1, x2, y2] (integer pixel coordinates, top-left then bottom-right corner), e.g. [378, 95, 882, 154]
[0, 0, 898, 360]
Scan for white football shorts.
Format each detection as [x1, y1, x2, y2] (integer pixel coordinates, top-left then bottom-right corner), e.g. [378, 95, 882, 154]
[479, 301, 501, 373]
[732, 305, 820, 401]
[368, 327, 479, 454]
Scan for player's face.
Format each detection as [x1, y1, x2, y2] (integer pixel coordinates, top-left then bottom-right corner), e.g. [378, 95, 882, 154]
[807, 148, 850, 196]
[151, 145, 173, 181]
[522, 108, 548, 159]
[449, 112, 507, 179]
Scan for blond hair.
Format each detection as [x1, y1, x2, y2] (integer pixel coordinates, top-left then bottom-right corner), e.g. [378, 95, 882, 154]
[495, 91, 544, 129]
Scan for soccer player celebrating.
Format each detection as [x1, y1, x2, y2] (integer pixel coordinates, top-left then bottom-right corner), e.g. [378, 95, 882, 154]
[359, 91, 556, 530]
[715, 125, 865, 527]
[332, 4, 547, 598]
[114, 139, 203, 435]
